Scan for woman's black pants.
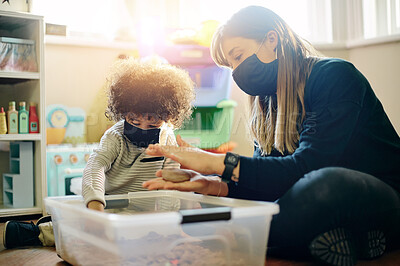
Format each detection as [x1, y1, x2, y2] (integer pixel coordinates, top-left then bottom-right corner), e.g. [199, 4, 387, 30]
[267, 167, 400, 258]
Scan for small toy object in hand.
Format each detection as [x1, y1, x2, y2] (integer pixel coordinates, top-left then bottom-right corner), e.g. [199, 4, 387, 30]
[162, 169, 191, 183]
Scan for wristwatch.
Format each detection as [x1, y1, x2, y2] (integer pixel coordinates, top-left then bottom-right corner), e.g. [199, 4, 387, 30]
[221, 152, 240, 182]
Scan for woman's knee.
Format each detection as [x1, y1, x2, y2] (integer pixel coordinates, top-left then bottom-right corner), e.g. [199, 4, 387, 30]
[301, 167, 397, 200]
[295, 167, 399, 225]
[290, 167, 363, 203]
[279, 167, 400, 222]
[303, 167, 365, 188]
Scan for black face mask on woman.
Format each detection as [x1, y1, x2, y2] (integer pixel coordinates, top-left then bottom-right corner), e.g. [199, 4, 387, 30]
[124, 120, 160, 148]
[232, 55, 279, 97]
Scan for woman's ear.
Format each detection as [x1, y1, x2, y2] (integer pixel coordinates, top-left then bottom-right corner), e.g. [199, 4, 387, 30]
[266, 30, 278, 49]
[258, 30, 279, 62]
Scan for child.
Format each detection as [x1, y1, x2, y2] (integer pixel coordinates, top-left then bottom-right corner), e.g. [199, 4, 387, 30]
[83, 56, 195, 211]
[3, 57, 195, 248]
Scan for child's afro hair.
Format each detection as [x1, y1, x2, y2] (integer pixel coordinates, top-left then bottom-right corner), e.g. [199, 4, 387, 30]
[105, 57, 195, 129]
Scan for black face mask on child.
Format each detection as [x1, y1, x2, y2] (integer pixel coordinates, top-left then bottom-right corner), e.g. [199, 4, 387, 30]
[124, 120, 160, 148]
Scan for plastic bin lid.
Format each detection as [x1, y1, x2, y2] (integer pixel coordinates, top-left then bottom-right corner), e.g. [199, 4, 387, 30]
[0, 37, 35, 45]
[45, 191, 279, 222]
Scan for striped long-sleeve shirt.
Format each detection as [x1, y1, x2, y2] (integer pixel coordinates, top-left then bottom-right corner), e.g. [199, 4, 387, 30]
[82, 120, 179, 207]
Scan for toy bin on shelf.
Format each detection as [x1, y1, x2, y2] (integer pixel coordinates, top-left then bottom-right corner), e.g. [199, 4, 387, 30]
[156, 44, 232, 107]
[187, 64, 232, 106]
[44, 190, 279, 266]
[0, 37, 38, 72]
[157, 44, 215, 66]
[175, 99, 237, 149]
[2, 141, 34, 208]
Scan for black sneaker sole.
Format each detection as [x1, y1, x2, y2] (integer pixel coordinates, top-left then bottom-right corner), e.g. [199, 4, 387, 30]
[309, 228, 357, 266]
[357, 230, 386, 260]
[36, 215, 52, 226]
[3, 221, 10, 249]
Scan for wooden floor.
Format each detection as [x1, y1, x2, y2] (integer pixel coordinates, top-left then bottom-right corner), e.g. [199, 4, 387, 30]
[0, 218, 399, 265]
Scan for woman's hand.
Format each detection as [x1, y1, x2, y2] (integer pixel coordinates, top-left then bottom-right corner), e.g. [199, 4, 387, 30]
[87, 200, 105, 212]
[143, 169, 228, 197]
[146, 136, 225, 175]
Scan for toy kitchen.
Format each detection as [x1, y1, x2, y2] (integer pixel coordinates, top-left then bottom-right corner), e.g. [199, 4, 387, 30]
[46, 104, 98, 196]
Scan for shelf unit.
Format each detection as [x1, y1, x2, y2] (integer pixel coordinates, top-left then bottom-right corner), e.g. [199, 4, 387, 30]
[3, 142, 34, 208]
[0, 11, 46, 217]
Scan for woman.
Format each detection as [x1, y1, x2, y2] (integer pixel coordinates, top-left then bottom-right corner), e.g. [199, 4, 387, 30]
[143, 6, 400, 266]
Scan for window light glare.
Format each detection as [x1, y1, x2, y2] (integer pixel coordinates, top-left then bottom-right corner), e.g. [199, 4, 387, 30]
[396, 0, 400, 27]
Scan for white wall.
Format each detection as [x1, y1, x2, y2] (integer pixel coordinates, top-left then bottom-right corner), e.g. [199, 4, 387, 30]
[45, 43, 139, 142]
[45, 44, 131, 109]
[347, 41, 400, 134]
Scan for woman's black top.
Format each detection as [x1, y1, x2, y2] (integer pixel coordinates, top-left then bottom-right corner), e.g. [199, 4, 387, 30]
[228, 58, 400, 201]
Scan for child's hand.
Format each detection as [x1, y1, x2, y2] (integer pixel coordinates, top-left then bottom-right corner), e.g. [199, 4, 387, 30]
[176, 135, 193, 147]
[87, 200, 105, 212]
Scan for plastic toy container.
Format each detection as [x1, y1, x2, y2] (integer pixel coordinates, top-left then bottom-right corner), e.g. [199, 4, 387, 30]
[158, 44, 215, 66]
[175, 99, 237, 149]
[0, 37, 38, 72]
[157, 44, 232, 106]
[45, 191, 279, 266]
[187, 64, 232, 106]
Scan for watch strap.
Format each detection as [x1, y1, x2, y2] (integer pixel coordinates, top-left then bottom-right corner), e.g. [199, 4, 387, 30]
[221, 152, 240, 182]
[221, 164, 235, 182]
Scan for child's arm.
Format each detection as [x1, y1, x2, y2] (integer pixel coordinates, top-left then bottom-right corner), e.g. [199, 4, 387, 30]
[82, 131, 121, 210]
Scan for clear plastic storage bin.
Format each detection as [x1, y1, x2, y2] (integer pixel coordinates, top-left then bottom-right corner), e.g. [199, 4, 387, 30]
[0, 37, 38, 72]
[45, 191, 279, 266]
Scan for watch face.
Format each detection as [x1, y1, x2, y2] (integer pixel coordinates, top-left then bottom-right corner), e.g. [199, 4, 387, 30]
[225, 153, 239, 165]
[222, 152, 239, 182]
[227, 156, 237, 164]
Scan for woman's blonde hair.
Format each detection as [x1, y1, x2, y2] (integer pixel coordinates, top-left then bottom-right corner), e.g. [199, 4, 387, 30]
[105, 57, 195, 129]
[211, 6, 323, 155]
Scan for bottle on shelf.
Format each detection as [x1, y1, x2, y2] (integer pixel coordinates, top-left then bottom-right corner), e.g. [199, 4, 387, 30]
[7, 101, 18, 134]
[0, 107, 7, 134]
[18, 101, 29, 134]
[29, 102, 39, 133]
